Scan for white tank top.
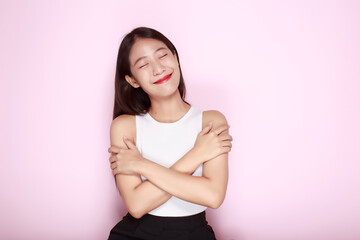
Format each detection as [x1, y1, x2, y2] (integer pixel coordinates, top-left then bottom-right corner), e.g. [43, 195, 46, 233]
[135, 105, 207, 217]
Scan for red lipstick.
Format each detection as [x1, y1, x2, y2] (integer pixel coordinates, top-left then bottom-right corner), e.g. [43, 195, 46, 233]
[154, 74, 172, 84]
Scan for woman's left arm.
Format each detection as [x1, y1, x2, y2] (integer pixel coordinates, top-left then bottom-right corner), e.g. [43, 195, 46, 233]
[114, 110, 229, 208]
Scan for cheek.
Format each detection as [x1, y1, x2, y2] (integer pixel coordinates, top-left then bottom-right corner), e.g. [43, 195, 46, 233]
[162, 57, 178, 68]
[131, 70, 150, 85]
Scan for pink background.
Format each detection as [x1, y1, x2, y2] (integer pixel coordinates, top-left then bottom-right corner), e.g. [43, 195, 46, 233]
[1, 1, 359, 239]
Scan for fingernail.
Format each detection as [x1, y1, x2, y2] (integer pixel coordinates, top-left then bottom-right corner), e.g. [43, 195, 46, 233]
[123, 136, 127, 140]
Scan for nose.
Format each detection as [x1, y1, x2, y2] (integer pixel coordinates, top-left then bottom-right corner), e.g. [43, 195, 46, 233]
[152, 59, 165, 76]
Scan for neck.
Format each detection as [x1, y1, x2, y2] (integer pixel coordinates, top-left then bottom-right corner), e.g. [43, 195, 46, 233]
[148, 91, 190, 123]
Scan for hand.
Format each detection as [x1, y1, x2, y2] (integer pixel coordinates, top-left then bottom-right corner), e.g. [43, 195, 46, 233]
[192, 122, 232, 163]
[109, 137, 143, 175]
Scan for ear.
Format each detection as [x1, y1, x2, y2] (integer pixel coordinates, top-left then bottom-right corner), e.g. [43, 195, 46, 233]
[125, 75, 140, 88]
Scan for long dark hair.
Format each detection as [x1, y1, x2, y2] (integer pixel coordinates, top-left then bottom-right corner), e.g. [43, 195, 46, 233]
[112, 27, 187, 120]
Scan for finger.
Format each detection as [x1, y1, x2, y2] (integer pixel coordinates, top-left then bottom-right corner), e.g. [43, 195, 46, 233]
[215, 148, 231, 157]
[122, 136, 131, 149]
[109, 155, 117, 163]
[213, 124, 230, 135]
[219, 134, 233, 141]
[108, 146, 121, 153]
[108, 146, 121, 154]
[110, 162, 117, 170]
[123, 136, 136, 150]
[200, 122, 213, 135]
[221, 146, 231, 154]
[222, 141, 232, 148]
[112, 168, 119, 176]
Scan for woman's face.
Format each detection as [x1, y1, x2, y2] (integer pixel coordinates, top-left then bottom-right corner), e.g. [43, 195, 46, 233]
[125, 38, 181, 99]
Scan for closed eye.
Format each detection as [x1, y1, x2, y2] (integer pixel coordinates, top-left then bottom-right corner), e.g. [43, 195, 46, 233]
[139, 63, 149, 69]
[160, 54, 167, 59]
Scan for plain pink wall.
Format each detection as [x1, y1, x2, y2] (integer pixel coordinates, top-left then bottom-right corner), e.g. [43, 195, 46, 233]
[1, 0, 359, 239]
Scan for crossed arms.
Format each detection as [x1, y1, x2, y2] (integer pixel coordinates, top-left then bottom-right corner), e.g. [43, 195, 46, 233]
[108, 110, 232, 219]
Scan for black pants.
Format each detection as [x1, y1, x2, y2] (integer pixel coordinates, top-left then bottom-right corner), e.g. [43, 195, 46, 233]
[108, 211, 216, 240]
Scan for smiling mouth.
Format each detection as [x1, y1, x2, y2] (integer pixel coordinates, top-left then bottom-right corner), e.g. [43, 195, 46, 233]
[154, 74, 172, 84]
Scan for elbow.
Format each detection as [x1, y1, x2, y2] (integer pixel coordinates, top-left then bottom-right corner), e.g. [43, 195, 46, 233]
[127, 203, 147, 219]
[207, 193, 225, 209]
[208, 198, 223, 209]
[129, 210, 145, 219]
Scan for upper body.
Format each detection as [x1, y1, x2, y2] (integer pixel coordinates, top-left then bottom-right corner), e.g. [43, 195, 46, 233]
[135, 105, 206, 216]
[109, 27, 231, 219]
[110, 107, 229, 218]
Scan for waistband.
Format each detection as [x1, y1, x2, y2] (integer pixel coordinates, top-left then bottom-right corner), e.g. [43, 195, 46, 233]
[125, 211, 208, 230]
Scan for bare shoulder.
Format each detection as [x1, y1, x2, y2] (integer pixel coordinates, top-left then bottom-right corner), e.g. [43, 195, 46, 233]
[111, 114, 135, 131]
[202, 110, 228, 128]
[110, 114, 136, 147]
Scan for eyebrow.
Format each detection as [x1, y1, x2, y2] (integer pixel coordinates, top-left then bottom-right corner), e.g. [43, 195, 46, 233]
[133, 47, 167, 66]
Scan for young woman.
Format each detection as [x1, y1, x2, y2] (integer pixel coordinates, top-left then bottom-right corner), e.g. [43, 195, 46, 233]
[107, 27, 232, 240]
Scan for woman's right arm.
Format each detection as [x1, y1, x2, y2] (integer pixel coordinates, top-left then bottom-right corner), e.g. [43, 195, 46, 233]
[109, 115, 231, 219]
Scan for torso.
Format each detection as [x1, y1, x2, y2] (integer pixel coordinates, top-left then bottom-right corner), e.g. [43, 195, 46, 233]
[113, 107, 224, 217]
[135, 105, 207, 216]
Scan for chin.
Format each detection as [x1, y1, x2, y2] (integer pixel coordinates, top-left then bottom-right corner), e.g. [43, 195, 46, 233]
[154, 85, 181, 99]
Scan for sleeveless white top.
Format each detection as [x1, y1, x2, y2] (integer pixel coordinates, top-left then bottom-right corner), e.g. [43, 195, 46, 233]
[135, 105, 207, 217]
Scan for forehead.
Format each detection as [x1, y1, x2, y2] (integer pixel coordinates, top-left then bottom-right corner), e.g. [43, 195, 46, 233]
[129, 38, 169, 62]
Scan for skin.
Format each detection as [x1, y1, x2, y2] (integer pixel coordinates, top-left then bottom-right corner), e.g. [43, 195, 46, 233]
[109, 38, 232, 219]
